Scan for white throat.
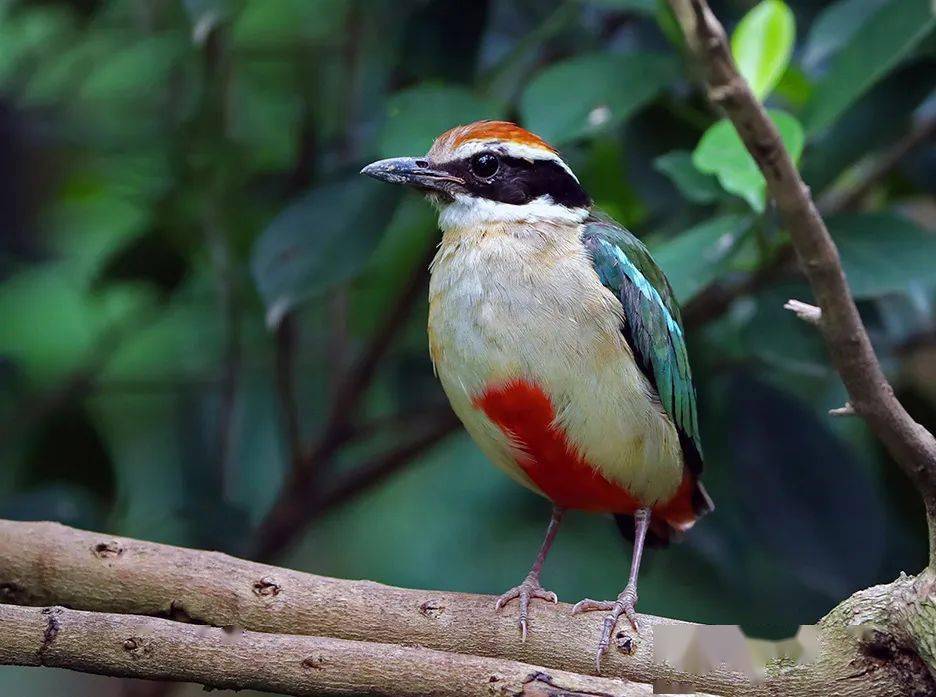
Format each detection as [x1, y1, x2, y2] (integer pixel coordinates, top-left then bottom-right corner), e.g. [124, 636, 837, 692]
[434, 193, 589, 232]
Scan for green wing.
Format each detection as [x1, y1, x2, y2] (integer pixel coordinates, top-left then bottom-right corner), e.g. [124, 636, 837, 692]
[582, 217, 702, 470]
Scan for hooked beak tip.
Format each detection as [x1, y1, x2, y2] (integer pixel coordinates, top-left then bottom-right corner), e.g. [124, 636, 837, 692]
[360, 157, 463, 194]
[360, 158, 411, 184]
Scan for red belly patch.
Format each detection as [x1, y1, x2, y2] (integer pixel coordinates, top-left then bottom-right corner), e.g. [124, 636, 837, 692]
[473, 380, 644, 513]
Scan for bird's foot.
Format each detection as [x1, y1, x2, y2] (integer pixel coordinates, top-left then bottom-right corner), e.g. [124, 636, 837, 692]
[494, 574, 558, 642]
[572, 583, 640, 672]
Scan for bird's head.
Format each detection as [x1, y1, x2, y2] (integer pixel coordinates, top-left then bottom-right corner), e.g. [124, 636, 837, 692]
[361, 120, 591, 230]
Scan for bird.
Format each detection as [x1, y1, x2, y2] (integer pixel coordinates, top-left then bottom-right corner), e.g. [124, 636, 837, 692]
[361, 120, 713, 670]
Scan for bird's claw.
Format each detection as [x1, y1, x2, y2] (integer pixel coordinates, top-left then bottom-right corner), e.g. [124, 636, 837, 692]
[572, 585, 640, 672]
[494, 576, 558, 642]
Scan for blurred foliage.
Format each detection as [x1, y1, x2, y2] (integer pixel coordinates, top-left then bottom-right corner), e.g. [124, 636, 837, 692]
[0, 1, 935, 693]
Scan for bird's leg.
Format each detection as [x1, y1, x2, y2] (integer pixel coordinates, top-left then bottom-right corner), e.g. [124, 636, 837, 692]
[494, 506, 564, 641]
[572, 507, 651, 672]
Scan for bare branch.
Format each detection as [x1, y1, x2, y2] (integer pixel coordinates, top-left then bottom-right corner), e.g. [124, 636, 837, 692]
[275, 312, 304, 471]
[784, 299, 822, 326]
[311, 410, 460, 518]
[667, 0, 936, 566]
[255, 242, 438, 561]
[2, 520, 934, 695]
[817, 116, 936, 214]
[0, 604, 645, 697]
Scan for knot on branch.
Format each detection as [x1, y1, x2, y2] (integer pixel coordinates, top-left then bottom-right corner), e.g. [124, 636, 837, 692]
[707, 81, 743, 106]
[858, 628, 936, 697]
[123, 636, 154, 659]
[301, 654, 327, 671]
[38, 607, 62, 662]
[92, 540, 123, 559]
[253, 576, 282, 598]
[419, 599, 446, 619]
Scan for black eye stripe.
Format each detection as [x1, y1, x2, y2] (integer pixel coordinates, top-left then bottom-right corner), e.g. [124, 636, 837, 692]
[438, 154, 590, 209]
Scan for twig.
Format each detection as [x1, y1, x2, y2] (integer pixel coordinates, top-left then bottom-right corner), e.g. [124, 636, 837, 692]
[829, 402, 856, 417]
[0, 604, 645, 697]
[817, 116, 936, 214]
[252, 405, 457, 559]
[3, 519, 934, 695]
[253, 242, 438, 561]
[275, 312, 304, 471]
[348, 401, 454, 442]
[668, 0, 936, 566]
[784, 299, 822, 326]
[312, 410, 460, 517]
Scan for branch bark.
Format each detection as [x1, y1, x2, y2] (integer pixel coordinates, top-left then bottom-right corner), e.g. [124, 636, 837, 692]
[0, 604, 645, 697]
[666, 0, 936, 567]
[2, 520, 934, 696]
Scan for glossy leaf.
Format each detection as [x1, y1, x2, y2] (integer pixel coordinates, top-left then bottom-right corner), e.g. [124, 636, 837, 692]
[802, 0, 936, 134]
[829, 212, 936, 298]
[250, 177, 400, 327]
[801, 0, 889, 70]
[653, 150, 721, 204]
[520, 52, 677, 145]
[651, 215, 752, 303]
[378, 84, 501, 157]
[731, 0, 795, 101]
[692, 109, 804, 212]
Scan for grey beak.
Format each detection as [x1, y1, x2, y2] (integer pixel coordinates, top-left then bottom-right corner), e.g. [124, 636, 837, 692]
[360, 157, 464, 194]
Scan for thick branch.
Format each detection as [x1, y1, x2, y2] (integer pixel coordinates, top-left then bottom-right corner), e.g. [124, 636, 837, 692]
[2, 520, 933, 695]
[667, 0, 936, 562]
[0, 604, 644, 697]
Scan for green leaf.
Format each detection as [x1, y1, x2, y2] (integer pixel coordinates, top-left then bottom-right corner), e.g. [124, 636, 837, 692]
[650, 214, 753, 303]
[231, 0, 350, 48]
[519, 52, 677, 145]
[692, 109, 804, 213]
[829, 212, 936, 298]
[585, 0, 656, 13]
[801, 0, 889, 70]
[378, 84, 501, 157]
[79, 36, 182, 105]
[731, 0, 795, 101]
[802, 0, 936, 134]
[653, 150, 721, 204]
[250, 177, 400, 327]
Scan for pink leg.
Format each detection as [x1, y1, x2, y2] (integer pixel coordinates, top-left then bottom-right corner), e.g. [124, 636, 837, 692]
[494, 506, 563, 641]
[572, 507, 650, 672]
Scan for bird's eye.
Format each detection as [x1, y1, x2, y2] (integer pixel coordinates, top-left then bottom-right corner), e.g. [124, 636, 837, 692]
[470, 153, 499, 179]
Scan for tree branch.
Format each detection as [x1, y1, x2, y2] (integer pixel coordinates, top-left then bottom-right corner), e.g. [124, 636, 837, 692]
[254, 241, 438, 561]
[0, 604, 645, 697]
[667, 0, 936, 567]
[310, 410, 460, 519]
[2, 520, 934, 695]
[816, 116, 936, 214]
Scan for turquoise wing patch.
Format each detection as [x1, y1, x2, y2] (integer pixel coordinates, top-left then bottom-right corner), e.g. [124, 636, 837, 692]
[582, 218, 702, 460]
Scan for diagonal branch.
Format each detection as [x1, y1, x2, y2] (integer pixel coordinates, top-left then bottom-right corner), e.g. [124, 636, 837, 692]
[666, 0, 936, 566]
[0, 604, 646, 697]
